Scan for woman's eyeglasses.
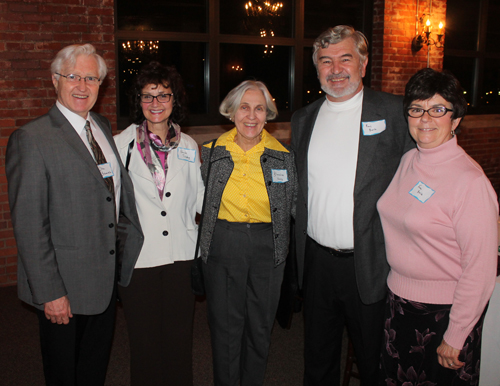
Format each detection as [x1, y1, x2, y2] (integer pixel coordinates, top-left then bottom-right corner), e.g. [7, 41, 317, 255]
[407, 107, 453, 118]
[139, 93, 174, 103]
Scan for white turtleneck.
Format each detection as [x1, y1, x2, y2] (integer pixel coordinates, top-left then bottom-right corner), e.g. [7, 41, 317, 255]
[307, 90, 363, 250]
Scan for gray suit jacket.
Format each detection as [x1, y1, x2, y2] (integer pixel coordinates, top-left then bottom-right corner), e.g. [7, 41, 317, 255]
[291, 88, 415, 304]
[6, 105, 143, 315]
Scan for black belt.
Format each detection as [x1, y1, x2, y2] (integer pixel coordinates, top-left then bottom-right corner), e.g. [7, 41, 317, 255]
[310, 237, 354, 257]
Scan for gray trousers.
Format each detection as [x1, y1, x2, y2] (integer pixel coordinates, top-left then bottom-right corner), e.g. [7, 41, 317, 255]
[203, 219, 285, 386]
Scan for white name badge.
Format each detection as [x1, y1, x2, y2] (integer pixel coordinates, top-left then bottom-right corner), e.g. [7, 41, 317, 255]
[362, 119, 386, 136]
[98, 163, 114, 179]
[177, 147, 196, 163]
[409, 181, 435, 203]
[272, 169, 288, 183]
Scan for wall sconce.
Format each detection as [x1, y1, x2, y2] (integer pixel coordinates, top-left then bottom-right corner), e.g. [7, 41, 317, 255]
[412, 13, 445, 52]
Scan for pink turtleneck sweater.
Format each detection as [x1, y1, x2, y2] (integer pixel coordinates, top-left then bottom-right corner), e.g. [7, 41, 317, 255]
[377, 136, 498, 350]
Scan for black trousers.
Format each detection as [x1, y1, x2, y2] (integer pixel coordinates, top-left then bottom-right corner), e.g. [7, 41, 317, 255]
[203, 220, 285, 386]
[37, 296, 116, 386]
[118, 261, 195, 386]
[303, 236, 385, 386]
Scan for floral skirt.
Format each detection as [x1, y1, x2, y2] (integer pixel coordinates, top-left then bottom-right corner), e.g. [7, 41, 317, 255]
[379, 289, 487, 386]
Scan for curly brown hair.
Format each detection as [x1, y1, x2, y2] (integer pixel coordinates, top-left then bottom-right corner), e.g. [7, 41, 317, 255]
[129, 61, 187, 125]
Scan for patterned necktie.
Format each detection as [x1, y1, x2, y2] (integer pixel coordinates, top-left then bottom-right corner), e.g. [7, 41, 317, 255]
[85, 120, 115, 198]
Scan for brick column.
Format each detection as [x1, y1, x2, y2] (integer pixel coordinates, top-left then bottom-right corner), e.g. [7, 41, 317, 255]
[371, 0, 446, 95]
[0, 0, 116, 286]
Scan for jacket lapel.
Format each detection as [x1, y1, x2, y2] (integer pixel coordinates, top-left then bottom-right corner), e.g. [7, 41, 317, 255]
[50, 107, 109, 190]
[295, 98, 323, 204]
[165, 146, 188, 185]
[354, 88, 384, 195]
[128, 142, 154, 183]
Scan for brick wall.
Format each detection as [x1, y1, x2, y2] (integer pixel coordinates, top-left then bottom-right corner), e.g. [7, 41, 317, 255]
[0, 0, 498, 287]
[0, 0, 116, 286]
[372, 0, 500, 202]
[372, 0, 446, 94]
[458, 115, 500, 199]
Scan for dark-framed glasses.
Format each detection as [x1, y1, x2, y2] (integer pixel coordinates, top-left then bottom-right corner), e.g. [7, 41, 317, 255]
[407, 107, 453, 118]
[139, 93, 174, 103]
[55, 73, 100, 85]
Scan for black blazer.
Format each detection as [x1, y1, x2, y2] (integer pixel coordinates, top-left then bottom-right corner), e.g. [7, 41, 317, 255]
[291, 88, 415, 304]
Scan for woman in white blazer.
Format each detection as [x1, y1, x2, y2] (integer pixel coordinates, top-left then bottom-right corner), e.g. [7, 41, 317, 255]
[114, 62, 204, 386]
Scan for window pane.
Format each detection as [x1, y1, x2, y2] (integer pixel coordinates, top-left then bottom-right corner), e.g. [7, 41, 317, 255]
[117, 0, 207, 33]
[117, 40, 207, 119]
[220, 0, 293, 37]
[443, 56, 475, 107]
[445, 0, 480, 51]
[486, 1, 500, 53]
[220, 44, 291, 114]
[480, 58, 500, 108]
[302, 47, 324, 105]
[304, 0, 368, 39]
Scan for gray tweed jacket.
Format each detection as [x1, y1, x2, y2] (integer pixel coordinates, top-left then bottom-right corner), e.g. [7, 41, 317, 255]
[199, 139, 297, 266]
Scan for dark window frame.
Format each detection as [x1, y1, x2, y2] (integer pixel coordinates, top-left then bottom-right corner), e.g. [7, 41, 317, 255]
[114, 0, 374, 129]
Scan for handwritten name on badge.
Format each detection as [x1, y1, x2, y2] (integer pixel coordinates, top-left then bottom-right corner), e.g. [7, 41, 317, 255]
[362, 119, 386, 136]
[177, 147, 196, 163]
[272, 169, 288, 183]
[98, 163, 114, 179]
[409, 181, 435, 203]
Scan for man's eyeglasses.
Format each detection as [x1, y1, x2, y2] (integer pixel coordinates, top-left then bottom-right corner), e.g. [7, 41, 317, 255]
[55, 73, 100, 85]
[139, 93, 174, 103]
[407, 107, 453, 118]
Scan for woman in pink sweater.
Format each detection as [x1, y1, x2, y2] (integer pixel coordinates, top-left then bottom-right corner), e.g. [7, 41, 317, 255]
[377, 68, 498, 385]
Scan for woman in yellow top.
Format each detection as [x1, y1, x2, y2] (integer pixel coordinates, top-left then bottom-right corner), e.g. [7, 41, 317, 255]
[198, 80, 297, 386]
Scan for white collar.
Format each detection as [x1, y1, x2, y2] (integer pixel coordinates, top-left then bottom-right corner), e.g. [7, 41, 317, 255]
[56, 101, 91, 134]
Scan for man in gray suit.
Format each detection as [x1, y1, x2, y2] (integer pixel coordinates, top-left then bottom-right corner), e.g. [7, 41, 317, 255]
[6, 44, 143, 386]
[291, 26, 414, 385]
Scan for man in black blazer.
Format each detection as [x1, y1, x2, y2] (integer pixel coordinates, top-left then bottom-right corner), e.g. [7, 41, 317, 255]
[6, 44, 143, 385]
[291, 26, 414, 385]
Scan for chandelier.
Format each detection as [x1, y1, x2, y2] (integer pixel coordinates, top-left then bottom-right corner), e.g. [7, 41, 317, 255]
[244, 1, 283, 54]
[244, 1, 283, 17]
[121, 40, 159, 55]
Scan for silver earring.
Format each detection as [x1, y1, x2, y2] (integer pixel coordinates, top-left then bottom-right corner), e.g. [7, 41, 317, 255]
[451, 130, 455, 137]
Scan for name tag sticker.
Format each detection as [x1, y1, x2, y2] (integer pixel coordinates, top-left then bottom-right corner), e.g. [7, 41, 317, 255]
[409, 181, 435, 203]
[362, 119, 386, 136]
[98, 163, 114, 179]
[177, 147, 196, 163]
[272, 169, 288, 183]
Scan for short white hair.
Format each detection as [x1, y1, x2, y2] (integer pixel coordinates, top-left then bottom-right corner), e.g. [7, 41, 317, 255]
[51, 44, 107, 82]
[219, 80, 278, 121]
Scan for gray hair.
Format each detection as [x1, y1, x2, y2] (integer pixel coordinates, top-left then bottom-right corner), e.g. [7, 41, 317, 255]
[51, 44, 108, 82]
[312, 25, 369, 67]
[220, 80, 278, 121]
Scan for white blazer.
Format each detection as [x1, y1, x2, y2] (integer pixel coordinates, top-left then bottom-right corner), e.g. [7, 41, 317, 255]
[114, 124, 204, 268]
